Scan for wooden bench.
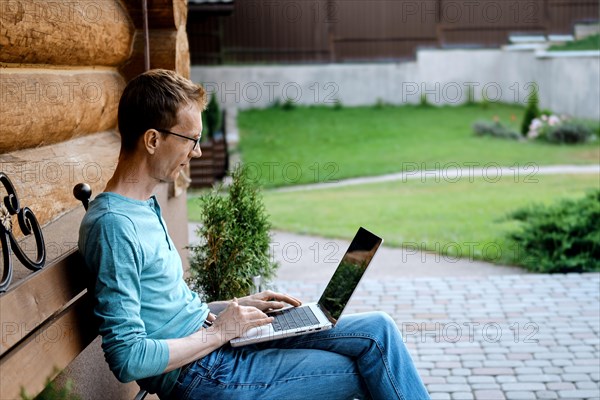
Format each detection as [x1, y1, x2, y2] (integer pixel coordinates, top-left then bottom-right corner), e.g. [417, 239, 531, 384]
[0, 177, 147, 399]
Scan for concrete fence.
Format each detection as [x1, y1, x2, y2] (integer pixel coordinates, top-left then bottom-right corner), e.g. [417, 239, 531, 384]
[191, 48, 600, 120]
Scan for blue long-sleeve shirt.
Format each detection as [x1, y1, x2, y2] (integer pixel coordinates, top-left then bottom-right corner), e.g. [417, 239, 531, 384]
[78, 192, 209, 395]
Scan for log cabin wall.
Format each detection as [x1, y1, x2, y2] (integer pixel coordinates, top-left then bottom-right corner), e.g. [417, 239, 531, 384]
[0, 1, 191, 398]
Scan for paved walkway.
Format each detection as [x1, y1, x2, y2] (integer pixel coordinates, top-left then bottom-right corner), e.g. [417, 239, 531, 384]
[272, 165, 600, 193]
[276, 273, 599, 400]
[188, 225, 600, 399]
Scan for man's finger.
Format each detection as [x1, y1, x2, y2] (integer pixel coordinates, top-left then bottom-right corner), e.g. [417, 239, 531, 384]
[265, 301, 286, 310]
[273, 293, 302, 307]
[253, 316, 274, 326]
[240, 305, 269, 318]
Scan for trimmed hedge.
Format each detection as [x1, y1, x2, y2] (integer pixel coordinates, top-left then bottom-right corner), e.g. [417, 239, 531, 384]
[506, 190, 600, 273]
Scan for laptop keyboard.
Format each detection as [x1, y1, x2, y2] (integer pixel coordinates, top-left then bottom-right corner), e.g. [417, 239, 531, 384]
[270, 307, 320, 332]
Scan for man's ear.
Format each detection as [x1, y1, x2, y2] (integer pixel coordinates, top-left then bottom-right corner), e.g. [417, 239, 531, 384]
[143, 129, 160, 155]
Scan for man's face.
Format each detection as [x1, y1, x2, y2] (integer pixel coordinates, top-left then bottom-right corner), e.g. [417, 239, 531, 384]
[152, 103, 203, 183]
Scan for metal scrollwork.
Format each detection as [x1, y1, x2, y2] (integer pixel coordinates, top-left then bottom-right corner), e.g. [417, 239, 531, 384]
[0, 172, 46, 293]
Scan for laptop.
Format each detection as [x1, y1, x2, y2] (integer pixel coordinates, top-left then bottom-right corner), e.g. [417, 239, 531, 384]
[230, 227, 383, 347]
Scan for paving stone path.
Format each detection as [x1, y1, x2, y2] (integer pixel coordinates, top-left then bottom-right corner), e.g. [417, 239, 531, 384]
[188, 225, 600, 399]
[274, 274, 600, 400]
[267, 232, 600, 400]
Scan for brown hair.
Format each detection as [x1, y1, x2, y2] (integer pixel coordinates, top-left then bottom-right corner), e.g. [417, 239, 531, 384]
[117, 69, 207, 152]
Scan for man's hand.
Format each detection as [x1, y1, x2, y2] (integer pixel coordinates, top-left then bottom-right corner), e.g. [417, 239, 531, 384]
[210, 298, 274, 343]
[238, 290, 302, 312]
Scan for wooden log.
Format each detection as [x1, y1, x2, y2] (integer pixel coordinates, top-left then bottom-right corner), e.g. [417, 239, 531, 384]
[177, 23, 191, 79]
[0, 69, 125, 152]
[0, 131, 119, 229]
[120, 25, 191, 81]
[122, 0, 187, 29]
[0, 0, 134, 66]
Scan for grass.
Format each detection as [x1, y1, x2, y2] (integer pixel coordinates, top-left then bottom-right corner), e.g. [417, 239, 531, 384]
[247, 173, 599, 266]
[238, 104, 600, 188]
[549, 33, 600, 51]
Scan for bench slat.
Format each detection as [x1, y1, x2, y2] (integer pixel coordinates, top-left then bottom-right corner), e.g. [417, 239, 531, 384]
[0, 250, 88, 356]
[0, 293, 97, 400]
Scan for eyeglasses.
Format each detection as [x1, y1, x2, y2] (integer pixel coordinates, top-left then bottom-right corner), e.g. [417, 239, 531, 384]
[156, 128, 201, 151]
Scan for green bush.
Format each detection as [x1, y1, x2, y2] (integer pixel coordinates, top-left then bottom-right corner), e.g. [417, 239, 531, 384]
[269, 98, 282, 109]
[188, 166, 278, 302]
[332, 98, 343, 110]
[373, 97, 387, 109]
[21, 379, 80, 400]
[465, 85, 476, 106]
[472, 120, 521, 140]
[544, 122, 596, 144]
[506, 190, 600, 273]
[521, 88, 540, 136]
[281, 98, 296, 111]
[204, 93, 222, 138]
[419, 93, 431, 107]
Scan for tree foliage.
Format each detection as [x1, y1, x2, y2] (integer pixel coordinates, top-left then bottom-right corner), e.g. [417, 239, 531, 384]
[188, 166, 278, 302]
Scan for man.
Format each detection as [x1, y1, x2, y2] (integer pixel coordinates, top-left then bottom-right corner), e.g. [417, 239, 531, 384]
[79, 69, 430, 399]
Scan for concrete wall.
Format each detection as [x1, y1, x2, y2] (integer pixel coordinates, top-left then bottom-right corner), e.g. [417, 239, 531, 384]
[191, 49, 600, 120]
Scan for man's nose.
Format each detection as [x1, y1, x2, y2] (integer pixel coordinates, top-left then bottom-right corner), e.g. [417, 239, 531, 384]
[191, 145, 202, 158]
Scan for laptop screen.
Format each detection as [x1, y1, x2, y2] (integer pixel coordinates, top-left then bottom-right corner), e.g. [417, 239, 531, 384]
[317, 227, 383, 321]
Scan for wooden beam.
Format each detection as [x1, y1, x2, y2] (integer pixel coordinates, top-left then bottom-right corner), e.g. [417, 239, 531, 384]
[177, 24, 191, 79]
[0, 69, 125, 153]
[122, 0, 187, 29]
[0, 0, 134, 66]
[120, 25, 190, 81]
[0, 131, 119, 228]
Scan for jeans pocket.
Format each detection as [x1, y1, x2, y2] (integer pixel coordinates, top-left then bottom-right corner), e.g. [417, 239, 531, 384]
[197, 346, 225, 377]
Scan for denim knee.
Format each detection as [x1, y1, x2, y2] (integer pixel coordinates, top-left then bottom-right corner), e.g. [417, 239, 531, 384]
[363, 311, 397, 329]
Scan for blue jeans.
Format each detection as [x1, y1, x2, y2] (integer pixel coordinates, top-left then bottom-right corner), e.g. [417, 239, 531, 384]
[167, 312, 430, 400]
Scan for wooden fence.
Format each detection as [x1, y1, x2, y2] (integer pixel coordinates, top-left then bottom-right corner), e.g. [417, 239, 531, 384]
[187, 0, 598, 64]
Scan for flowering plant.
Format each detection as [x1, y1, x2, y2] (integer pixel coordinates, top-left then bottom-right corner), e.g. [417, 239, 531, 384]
[472, 115, 521, 140]
[527, 113, 567, 139]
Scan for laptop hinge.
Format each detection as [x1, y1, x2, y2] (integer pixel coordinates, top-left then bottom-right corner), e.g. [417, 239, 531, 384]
[318, 304, 338, 326]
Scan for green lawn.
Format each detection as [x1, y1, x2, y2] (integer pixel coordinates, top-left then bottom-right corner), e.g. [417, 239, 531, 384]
[549, 34, 600, 51]
[191, 104, 599, 266]
[252, 173, 599, 265]
[238, 104, 600, 188]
